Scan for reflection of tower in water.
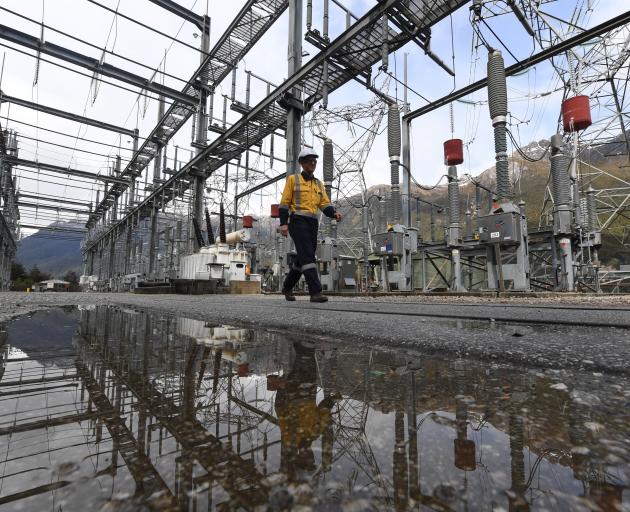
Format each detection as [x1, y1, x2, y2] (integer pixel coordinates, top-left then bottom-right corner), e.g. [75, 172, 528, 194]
[508, 399, 529, 512]
[567, 387, 624, 511]
[454, 397, 476, 472]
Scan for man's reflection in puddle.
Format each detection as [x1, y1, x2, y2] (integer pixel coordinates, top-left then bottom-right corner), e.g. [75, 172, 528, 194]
[275, 341, 340, 482]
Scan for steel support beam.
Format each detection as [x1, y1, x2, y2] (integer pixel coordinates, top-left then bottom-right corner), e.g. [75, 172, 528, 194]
[18, 201, 91, 215]
[88, 0, 290, 227]
[0, 120, 6, 154]
[20, 223, 86, 233]
[0, 93, 136, 137]
[0, 213, 16, 250]
[84, 0, 466, 251]
[75, 361, 177, 508]
[235, 173, 284, 200]
[77, 325, 269, 508]
[0, 410, 97, 436]
[12, 157, 128, 184]
[18, 192, 90, 207]
[147, 0, 204, 29]
[403, 9, 630, 122]
[0, 25, 197, 107]
[286, 0, 303, 175]
[192, 15, 211, 242]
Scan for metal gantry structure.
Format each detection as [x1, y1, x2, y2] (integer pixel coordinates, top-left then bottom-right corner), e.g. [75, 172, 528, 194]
[0, 0, 628, 293]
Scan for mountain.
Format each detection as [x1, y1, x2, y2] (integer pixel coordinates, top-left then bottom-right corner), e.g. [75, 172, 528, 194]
[16, 221, 84, 278]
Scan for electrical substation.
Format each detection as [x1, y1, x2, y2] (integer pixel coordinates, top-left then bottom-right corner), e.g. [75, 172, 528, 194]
[0, 3, 630, 508]
[1, 0, 629, 296]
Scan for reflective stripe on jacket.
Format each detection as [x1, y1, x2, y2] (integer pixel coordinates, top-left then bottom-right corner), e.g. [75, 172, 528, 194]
[279, 172, 331, 218]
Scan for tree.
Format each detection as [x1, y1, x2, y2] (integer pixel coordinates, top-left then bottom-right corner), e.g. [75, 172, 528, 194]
[62, 270, 79, 286]
[10, 262, 26, 280]
[29, 266, 51, 283]
[10, 261, 32, 291]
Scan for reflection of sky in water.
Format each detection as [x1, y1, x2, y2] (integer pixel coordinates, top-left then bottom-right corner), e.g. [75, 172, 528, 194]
[0, 306, 626, 511]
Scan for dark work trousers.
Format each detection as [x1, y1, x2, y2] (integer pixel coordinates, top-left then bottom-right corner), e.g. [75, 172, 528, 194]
[283, 215, 321, 295]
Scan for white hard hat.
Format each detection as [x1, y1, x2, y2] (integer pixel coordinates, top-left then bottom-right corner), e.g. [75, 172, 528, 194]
[298, 148, 319, 160]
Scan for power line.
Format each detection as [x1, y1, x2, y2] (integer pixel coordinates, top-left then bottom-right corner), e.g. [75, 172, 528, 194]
[85, 0, 206, 57]
[0, 5, 191, 85]
[15, 133, 132, 161]
[18, 192, 90, 207]
[0, 42, 170, 104]
[0, 116, 141, 148]
[16, 144, 113, 170]
[14, 167, 101, 190]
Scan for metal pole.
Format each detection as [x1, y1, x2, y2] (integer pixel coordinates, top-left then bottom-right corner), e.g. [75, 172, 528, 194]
[192, 15, 211, 249]
[402, 53, 411, 227]
[129, 129, 139, 208]
[362, 192, 369, 291]
[153, 96, 165, 183]
[148, 208, 158, 278]
[125, 221, 132, 276]
[286, 0, 303, 176]
[108, 233, 116, 282]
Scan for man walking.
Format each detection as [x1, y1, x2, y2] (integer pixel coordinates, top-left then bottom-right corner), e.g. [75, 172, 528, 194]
[279, 148, 342, 302]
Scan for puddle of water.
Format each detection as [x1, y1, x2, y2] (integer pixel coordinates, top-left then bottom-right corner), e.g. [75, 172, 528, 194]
[0, 306, 627, 511]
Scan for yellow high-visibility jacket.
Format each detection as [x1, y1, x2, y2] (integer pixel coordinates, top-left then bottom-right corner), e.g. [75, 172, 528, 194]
[279, 171, 332, 222]
[276, 398, 332, 447]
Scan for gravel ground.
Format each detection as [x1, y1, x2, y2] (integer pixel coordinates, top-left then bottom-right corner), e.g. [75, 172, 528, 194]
[1, 291, 629, 374]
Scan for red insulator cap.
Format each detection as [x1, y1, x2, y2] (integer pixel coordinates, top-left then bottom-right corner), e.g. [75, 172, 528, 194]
[270, 204, 280, 218]
[242, 215, 254, 229]
[454, 438, 476, 471]
[266, 374, 283, 391]
[562, 95, 591, 132]
[444, 139, 464, 166]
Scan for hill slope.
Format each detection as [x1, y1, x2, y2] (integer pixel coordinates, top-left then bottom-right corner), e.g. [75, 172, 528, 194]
[16, 222, 83, 277]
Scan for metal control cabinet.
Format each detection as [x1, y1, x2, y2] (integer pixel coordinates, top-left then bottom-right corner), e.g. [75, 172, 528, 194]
[478, 212, 522, 245]
[372, 232, 406, 256]
[316, 241, 334, 262]
[339, 256, 357, 290]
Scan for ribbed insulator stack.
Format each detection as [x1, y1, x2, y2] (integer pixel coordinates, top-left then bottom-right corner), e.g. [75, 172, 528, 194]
[487, 52, 507, 119]
[587, 187, 598, 231]
[448, 166, 460, 227]
[388, 103, 401, 223]
[579, 197, 589, 227]
[465, 209, 472, 238]
[321, 138, 335, 235]
[379, 196, 387, 232]
[323, 138, 334, 199]
[219, 202, 227, 243]
[475, 184, 482, 212]
[550, 152, 571, 206]
[487, 50, 512, 201]
[205, 208, 215, 245]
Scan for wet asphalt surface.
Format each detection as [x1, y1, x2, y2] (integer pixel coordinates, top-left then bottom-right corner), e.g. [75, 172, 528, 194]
[1, 291, 629, 374]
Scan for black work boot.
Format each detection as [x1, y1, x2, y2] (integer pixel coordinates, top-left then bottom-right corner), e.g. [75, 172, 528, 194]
[283, 289, 296, 301]
[309, 293, 328, 303]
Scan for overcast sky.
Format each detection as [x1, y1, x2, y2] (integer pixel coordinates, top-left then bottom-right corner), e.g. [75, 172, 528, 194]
[0, 0, 625, 233]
